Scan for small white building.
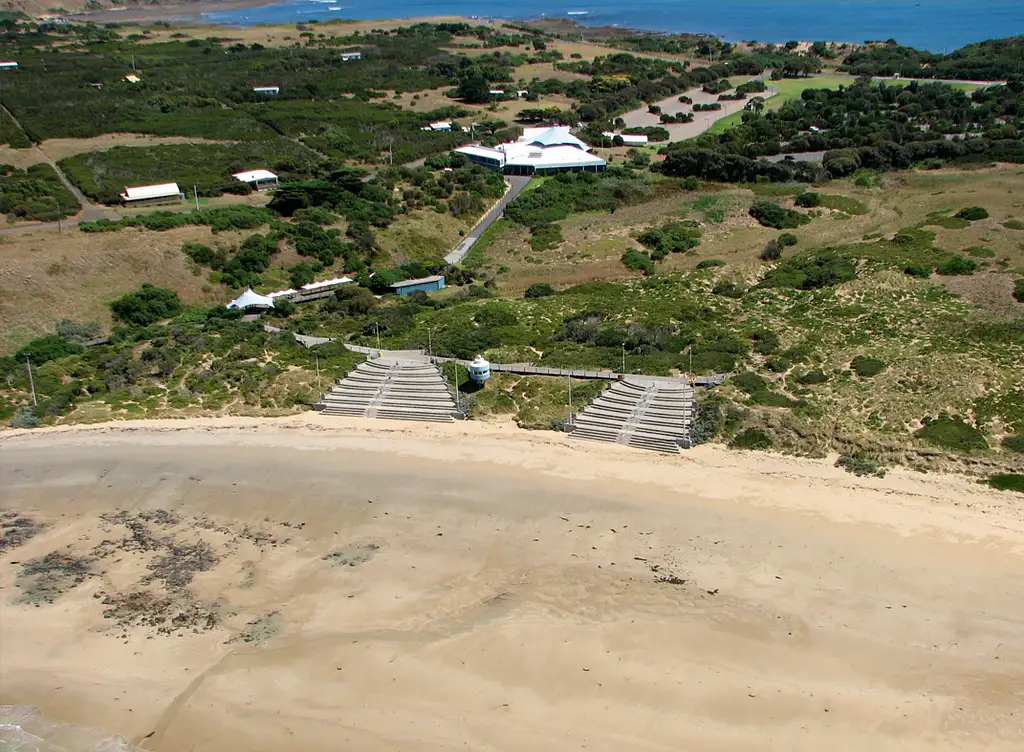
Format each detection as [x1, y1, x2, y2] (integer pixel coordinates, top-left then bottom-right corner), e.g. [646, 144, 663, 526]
[602, 131, 649, 146]
[120, 183, 183, 205]
[0, 62, 18, 70]
[489, 89, 506, 97]
[340, 52, 361, 61]
[253, 86, 279, 95]
[226, 288, 275, 310]
[423, 121, 452, 132]
[124, 74, 141, 83]
[233, 169, 279, 191]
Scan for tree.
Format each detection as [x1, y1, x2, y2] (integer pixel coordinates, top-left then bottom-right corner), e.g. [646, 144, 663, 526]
[457, 74, 491, 104]
[745, 96, 766, 114]
[109, 284, 182, 327]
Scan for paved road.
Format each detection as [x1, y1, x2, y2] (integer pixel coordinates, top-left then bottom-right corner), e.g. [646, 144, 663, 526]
[445, 175, 532, 264]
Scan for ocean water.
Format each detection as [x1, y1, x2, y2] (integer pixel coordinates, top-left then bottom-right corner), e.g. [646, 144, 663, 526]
[190, 0, 1024, 52]
[0, 706, 143, 752]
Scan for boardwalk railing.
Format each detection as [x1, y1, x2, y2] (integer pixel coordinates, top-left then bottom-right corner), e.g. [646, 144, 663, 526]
[263, 325, 727, 386]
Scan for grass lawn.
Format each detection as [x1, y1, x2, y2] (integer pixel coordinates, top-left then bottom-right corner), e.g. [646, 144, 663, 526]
[706, 75, 855, 135]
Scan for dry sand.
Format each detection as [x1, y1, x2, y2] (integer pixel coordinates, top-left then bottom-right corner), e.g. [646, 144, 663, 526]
[2, 414, 1023, 751]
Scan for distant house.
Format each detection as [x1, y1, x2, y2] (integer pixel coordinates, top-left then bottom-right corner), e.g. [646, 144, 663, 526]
[252, 86, 280, 95]
[89, 82, 103, 89]
[516, 90, 529, 98]
[423, 121, 452, 132]
[391, 275, 446, 296]
[489, 89, 506, 98]
[120, 183, 183, 205]
[233, 169, 279, 191]
[340, 51, 361, 61]
[0, 61, 18, 70]
[124, 74, 141, 83]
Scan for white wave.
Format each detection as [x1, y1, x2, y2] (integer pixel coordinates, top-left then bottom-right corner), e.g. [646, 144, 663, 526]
[0, 707, 145, 752]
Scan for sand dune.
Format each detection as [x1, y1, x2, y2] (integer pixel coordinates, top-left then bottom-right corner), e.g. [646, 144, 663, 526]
[1, 415, 1022, 751]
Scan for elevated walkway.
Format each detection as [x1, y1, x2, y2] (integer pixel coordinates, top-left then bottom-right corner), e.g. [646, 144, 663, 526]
[569, 378, 695, 454]
[315, 359, 460, 423]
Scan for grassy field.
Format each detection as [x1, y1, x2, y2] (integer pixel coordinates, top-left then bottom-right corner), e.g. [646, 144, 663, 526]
[706, 75, 855, 135]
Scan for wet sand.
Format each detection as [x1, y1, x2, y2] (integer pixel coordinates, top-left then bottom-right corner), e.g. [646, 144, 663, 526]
[1, 415, 1022, 751]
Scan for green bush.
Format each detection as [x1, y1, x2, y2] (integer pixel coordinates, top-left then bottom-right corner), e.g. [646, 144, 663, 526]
[696, 259, 726, 269]
[524, 283, 555, 298]
[797, 368, 828, 384]
[530, 223, 563, 251]
[778, 233, 798, 246]
[1001, 219, 1024, 230]
[794, 192, 821, 208]
[760, 239, 783, 261]
[851, 355, 886, 377]
[836, 453, 886, 477]
[986, 473, 1024, 493]
[936, 256, 978, 276]
[915, 415, 988, 451]
[729, 428, 773, 450]
[955, 206, 989, 221]
[109, 284, 183, 327]
[1014, 279, 1024, 303]
[1001, 435, 1024, 453]
[963, 246, 995, 258]
[637, 220, 702, 255]
[759, 252, 856, 290]
[621, 250, 654, 274]
[749, 200, 811, 230]
[711, 281, 745, 298]
[15, 334, 84, 366]
[8, 405, 42, 429]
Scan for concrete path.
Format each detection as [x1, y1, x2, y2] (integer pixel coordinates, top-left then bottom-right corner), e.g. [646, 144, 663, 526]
[620, 79, 775, 143]
[445, 175, 531, 264]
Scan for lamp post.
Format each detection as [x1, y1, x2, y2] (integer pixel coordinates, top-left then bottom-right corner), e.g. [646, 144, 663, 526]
[621, 342, 626, 375]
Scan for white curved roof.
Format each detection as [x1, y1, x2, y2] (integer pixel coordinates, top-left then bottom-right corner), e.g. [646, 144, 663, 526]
[521, 126, 589, 151]
[226, 288, 274, 309]
[233, 169, 277, 183]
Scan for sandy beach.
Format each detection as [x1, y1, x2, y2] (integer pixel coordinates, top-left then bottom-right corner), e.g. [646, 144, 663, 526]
[2, 414, 1023, 751]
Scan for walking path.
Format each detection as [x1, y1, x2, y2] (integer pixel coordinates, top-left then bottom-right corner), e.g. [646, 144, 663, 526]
[445, 175, 531, 264]
[620, 79, 775, 142]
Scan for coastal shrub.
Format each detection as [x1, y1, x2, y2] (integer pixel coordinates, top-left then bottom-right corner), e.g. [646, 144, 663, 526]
[778, 233, 798, 246]
[524, 283, 555, 299]
[955, 206, 989, 221]
[794, 192, 821, 208]
[760, 239, 783, 261]
[711, 281, 745, 298]
[986, 474, 1024, 493]
[797, 368, 828, 385]
[637, 221, 702, 255]
[915, 414, 988, 451]
[963, 246, 995, 258]
[750, 330, 779, 354]
[1013, 279, 1024, 303]
[835, 453, 886, 478]
[936, 256, 978, 276]
[696, 259, 726, 269]
[1002, 219, 1024, 230]
[690, 398, 723, 445]
[850, 355, 886, 378]
[1002, 435, 1024, 453]
[109, 284, 183, 327]
[749, 200, 811, 230]
[679, 176, 701, 191]
[530, 223, 563, 251]
[904, 263, 932, 278]
[8, 405, 42, 429]
[759, 252, 856, 290]
[621, 250, 654, 274]
[729, 428, 773, 450]
[15, 334, 84, 366]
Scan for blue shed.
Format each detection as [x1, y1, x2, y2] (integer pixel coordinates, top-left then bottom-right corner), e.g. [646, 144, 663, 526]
[391, 275, 445, 296]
